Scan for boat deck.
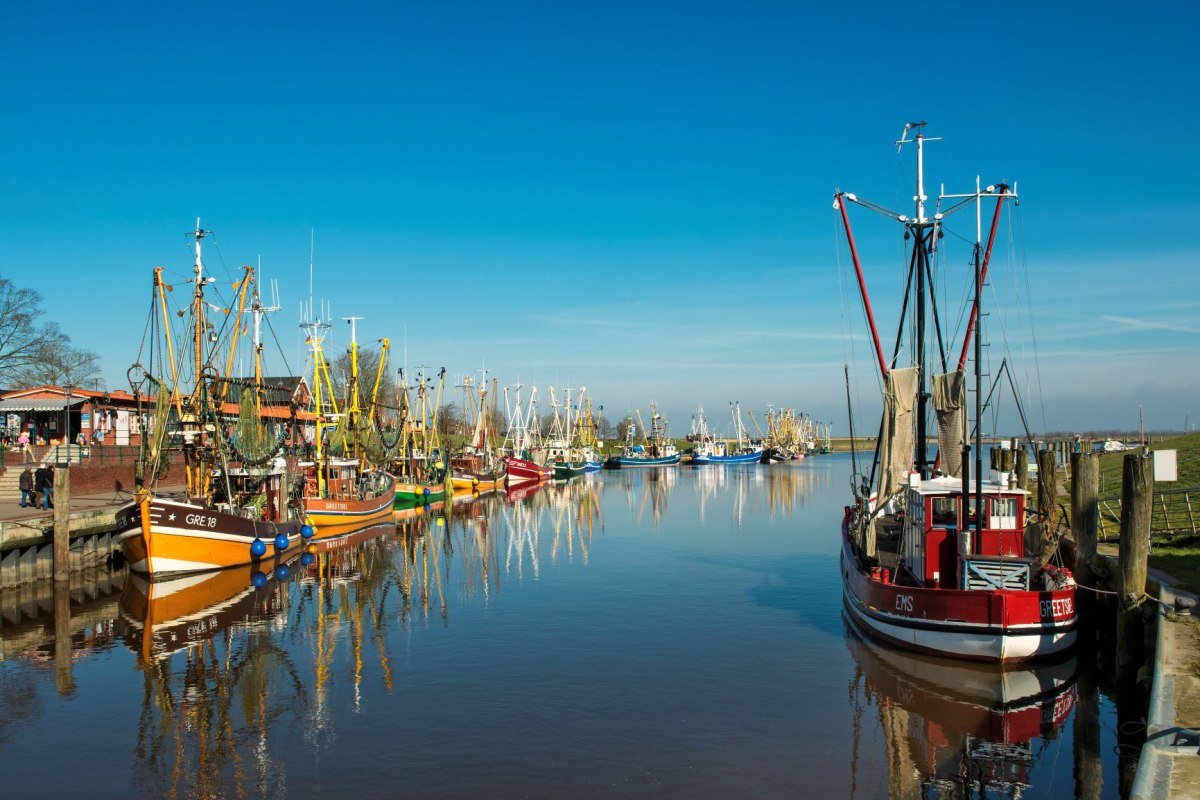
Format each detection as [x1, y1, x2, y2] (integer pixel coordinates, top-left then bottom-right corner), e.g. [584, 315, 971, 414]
[871, 514, 912, 585]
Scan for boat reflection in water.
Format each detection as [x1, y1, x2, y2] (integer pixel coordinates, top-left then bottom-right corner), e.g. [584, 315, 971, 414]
[845, 613, 1076, 799]
[104, 482, 610, 797]
[116, 519, 403, 798]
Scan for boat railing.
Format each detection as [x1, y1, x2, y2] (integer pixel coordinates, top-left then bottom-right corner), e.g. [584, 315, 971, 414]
[1097, 484, 1200, 541]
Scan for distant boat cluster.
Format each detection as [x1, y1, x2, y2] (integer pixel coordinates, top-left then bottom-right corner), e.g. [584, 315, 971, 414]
[115, 224, 828, 582]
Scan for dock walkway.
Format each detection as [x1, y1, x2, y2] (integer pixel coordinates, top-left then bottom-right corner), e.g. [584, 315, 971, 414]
[1098, 544, 1200, 800]
[0, 486, 182, 588]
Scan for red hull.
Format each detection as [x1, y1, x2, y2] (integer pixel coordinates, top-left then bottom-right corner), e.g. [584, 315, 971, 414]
[840, 518, 1076, 662]
[504, 456, 551, 485]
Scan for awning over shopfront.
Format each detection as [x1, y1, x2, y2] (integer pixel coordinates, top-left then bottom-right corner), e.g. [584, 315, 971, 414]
[0, 398, 86, 412]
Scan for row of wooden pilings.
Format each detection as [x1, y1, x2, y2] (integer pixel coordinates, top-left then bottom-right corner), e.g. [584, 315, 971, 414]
[1066, 450, 1153, 680]
[1065, 449, 1154, 800]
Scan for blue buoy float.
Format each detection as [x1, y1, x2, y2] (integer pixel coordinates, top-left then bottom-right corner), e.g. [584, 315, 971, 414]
[250, 539, 267, 558]
[273, 533, 289, 551]
[300, 553, 315, 567]
[251, 571, 268, 588]
[274, 565, 290, 581]
[301, 524, 315, 539]
[423, 487, 431, 495]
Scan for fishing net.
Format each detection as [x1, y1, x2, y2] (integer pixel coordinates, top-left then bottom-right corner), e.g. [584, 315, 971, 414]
[933, 370, 967, 480]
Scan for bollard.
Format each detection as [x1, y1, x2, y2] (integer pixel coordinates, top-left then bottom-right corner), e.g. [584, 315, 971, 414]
[1116, 453, 1152, 685]
[1015, 447, 1029, 491]
[1071, 452, 1099, 590]
[53, 466, 71, 582]
[1027, 449, 1056, 563]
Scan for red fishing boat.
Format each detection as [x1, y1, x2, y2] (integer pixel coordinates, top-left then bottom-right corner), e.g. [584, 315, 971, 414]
[835, 123, 1076, 662]
[499, 382, 552, 485]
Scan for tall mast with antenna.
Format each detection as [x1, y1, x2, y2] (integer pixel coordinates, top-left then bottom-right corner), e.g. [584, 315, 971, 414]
[187, 218, 209, 386]
[896, 123, 941, 478]
[344, 316, 364, 458]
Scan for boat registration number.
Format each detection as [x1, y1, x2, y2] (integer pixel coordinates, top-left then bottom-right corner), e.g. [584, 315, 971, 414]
[1041, 597, 1073, 619]
[185, 514, 218, 528]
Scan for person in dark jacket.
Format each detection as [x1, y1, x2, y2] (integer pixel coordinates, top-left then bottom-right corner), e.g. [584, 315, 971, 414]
[19, 467, 35, 508]
[34, 465, 53, 510]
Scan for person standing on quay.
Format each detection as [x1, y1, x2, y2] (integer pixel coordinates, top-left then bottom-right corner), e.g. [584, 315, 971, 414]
[35, 464, 53, 510]
[19, 431, 33, 462]
[19, 466, 35, 508]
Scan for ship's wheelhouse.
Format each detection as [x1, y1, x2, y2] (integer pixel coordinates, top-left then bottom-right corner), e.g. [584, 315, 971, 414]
[901, 477, 1029, 590]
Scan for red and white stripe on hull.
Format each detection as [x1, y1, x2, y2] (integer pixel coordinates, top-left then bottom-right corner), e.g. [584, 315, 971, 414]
[504, 457, 551, 486]
[840, 533, 1076, 663]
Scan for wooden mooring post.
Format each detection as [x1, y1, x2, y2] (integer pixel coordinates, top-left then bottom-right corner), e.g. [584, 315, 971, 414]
[53, 466, 71, 582]
[52, 465, 75, 694]
[1015, 447, 1029, 492]
[1027, 449, 1056, 562]
[1071, 452, 1099, 591]
[1116, 453, 1152, 684]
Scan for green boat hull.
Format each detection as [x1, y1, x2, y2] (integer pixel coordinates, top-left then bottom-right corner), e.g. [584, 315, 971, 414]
[394, 485, 447, 507]
[553, 460, 587, 479]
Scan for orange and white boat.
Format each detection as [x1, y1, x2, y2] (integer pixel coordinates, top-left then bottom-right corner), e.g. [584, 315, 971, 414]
[302, 458, 397, 537]
[119, 225, 309, 579]
[299, 314, 400, 537]
[119, 473, 306, 578]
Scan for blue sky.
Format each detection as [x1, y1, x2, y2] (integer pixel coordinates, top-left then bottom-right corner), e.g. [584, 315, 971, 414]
[1, 2, 1196, 434]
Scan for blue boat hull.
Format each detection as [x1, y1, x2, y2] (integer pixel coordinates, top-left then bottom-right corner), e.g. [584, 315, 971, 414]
[584, 461, 604, 473]
[691, 450, 762, 465]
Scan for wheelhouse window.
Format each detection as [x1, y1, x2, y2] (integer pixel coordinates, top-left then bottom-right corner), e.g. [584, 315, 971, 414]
[931, 496, 957, 527]
[990, 497, 1019, 530]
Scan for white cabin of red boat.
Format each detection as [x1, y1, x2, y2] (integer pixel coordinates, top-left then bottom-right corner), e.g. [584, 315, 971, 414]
[899, 474, 1029, 591]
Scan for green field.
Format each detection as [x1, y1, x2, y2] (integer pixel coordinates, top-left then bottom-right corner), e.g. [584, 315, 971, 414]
[1094, 431, 1200, 496]
[1087, 432, 1200, 592]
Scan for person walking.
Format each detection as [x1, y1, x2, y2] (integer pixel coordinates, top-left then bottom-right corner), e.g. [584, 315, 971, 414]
[19, 431, 33, 463]
[19, 467, 35, 508]
[35, 464, 53, 510]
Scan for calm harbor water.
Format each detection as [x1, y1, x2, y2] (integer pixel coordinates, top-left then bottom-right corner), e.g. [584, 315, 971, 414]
[1, 456, 1128, 798]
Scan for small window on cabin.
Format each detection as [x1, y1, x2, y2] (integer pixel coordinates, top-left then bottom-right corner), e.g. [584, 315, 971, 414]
[991, 497, 1019, 530]
[931, 497, 957, 526]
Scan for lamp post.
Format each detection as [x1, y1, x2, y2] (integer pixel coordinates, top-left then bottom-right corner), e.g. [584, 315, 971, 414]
[63, 384, 74, 448]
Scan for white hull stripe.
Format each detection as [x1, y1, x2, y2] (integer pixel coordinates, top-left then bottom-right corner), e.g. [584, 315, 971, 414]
[843, 586, 1075, 661]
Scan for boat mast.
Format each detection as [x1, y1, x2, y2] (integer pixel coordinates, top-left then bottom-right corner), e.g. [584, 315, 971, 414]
[974, 177, 984, 537]
[941, 176, 1017, 531]
[189, 219, 207, 387]
[344, 316, 363, 459]
[301, 303, 332, 497]
[898, 123, 940, 479]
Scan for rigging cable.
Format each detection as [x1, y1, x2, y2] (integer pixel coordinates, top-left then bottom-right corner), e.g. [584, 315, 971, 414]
[1015, 205, 1049, 435]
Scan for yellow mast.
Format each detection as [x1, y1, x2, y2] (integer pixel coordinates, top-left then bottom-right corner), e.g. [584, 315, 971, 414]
[220, 267, 253, 403]
[344, 317, 362, 460]
[184, 221, 211, 501]
[368, 338, 390, 422]
[153, 267, 185, 421]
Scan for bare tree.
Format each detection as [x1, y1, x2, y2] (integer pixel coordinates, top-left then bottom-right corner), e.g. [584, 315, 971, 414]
[330, 346, 398, 409]
[0, 276, 101, 389]
[437, 401, 467, 437]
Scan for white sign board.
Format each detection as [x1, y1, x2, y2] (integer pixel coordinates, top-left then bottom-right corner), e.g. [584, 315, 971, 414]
[1154, 449, 1178, 482]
